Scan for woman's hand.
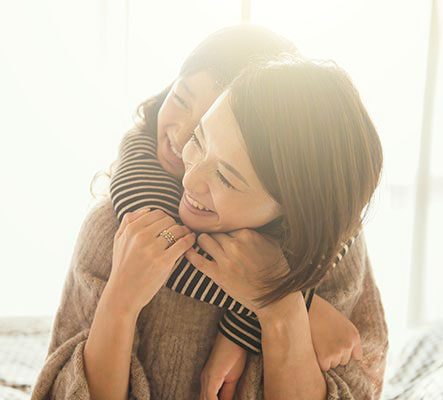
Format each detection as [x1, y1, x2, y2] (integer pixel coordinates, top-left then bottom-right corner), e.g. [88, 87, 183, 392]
[200, 331, 247, 400]
[309, 294, 363, 370]
[109, 206, 196, 315]
[185, 229, 289, 315]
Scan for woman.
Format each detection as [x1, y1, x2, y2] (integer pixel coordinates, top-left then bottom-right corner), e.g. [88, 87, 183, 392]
[31, 53, 388, 399]
[106, 24, 362, 395]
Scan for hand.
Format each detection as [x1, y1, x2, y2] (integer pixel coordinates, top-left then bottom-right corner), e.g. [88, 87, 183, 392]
[185, 229, 289, 314]
[200, 331, 247, 400]
[109, 206, 196, 315]
[308, 294, 363, 370]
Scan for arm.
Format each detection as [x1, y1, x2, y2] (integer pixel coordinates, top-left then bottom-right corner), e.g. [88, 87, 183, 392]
[315, 232, 389, 399]
[255, 231, 388, 399]
[216, 231, 360, 355]
[257, 291, 327, 400]
[255, 232, 388, 400]
[217, 288, 315, 354]
[30, 199, 151, 400]
[83, 281, 139, 400]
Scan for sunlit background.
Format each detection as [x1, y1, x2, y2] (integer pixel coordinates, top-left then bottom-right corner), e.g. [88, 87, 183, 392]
[1, 0, 442, 368]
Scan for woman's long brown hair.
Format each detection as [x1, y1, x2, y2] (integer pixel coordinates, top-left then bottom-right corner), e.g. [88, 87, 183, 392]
[228, 53, 383, 308]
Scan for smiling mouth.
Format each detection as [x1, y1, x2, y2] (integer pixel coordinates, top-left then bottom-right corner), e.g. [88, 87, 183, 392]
[167, 135, 182, 160]
[185, 193, 213, 212]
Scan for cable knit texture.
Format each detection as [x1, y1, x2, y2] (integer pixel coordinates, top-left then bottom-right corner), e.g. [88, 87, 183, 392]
[30, 197, 389, 400]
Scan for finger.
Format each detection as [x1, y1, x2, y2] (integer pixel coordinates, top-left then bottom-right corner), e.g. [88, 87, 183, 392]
[197, 233, 226, 262]
[339, 348, 353, 366]
[209, 232, 233, 248]
[129, 209, 170, 233]
[199, 381, 206, 400]
[115, 207, 151, 242]
[331, 357, 341, 368]
[219, 381, 237, 400]
[199, 377, 206, 400]
[166, 232, 197, 261]
[319, 357, 331, 372]
[141, 213, 177, 237]
[155, 224, 192, 250]
[185, 247, 219, 281]
[206, 380, 222, 400]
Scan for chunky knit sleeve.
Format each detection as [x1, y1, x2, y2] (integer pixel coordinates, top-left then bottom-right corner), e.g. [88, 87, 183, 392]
[314, 231, 389, 400]
[30, 199, 152, 400]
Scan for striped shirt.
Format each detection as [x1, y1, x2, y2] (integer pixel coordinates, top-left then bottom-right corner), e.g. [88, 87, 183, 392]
[109, 128, 359, 353]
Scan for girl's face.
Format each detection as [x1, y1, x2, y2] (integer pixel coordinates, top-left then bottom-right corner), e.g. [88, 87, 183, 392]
[179, 91, 282, 233]
[157, 71, 221, 178]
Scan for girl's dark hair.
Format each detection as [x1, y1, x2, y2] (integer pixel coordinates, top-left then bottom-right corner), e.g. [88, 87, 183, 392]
[90, 24, 299, 198]
[227, 53, 383, 308]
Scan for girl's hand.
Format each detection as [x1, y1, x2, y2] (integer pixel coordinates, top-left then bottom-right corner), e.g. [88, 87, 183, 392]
[109, 206, 196, 315]
[200, 331, 247, 400]
[185, 229, 289, 315]
[309, 294, 363, 370]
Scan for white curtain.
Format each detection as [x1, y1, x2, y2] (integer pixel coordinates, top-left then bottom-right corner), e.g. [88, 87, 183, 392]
[0, 1, 441, 357]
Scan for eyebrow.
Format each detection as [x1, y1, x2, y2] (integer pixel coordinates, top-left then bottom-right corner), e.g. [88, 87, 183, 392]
[181, 79, 194, 98]
[198, 121, 250, 187]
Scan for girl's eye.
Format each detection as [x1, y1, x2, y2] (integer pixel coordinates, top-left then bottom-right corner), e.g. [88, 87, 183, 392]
[216, 170, 234, 189]
[190, 133, 201, 148]
[173, 92, 189, 110]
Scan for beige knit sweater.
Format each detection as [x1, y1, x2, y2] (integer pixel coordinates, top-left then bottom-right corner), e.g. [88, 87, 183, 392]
[30, 197, 389, 400]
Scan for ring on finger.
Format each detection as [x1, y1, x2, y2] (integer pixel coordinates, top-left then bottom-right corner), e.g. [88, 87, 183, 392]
[159, 229, 177, 246]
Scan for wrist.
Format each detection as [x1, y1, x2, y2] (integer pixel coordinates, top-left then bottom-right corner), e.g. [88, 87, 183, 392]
[102, 279, 142, 320]
[256, 291, 305, 327]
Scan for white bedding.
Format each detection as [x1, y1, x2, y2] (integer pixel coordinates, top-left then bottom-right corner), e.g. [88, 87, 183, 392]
[0, 316, 442, 400]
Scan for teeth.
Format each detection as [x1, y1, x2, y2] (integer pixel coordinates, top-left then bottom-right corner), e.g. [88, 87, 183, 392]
[186, 194, 210, 211]
[168, 137, 182, 159]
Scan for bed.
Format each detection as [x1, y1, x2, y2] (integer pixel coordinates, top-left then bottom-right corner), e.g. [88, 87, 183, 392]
[0, 316, 442, 399]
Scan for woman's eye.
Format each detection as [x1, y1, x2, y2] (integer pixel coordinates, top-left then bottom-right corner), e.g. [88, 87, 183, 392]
[190, 133, 201, 148]
[173, 92, 189, 109]
[189, 133, 234, 190]
[216, 170, 234, 189]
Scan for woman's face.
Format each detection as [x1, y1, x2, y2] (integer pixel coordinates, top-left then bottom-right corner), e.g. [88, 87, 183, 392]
[179, 91, 282, 233]
[157, 71, 221, 178]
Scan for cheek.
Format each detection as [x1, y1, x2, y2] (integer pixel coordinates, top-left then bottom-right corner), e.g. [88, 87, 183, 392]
[224, 196, 279, 230]
[157, 97, 175, 128]
[181, 141, 195, 166]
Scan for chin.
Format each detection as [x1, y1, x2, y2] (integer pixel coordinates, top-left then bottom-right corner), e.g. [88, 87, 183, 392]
[157, 148, 185, 178]
[178, 203, 220, 233]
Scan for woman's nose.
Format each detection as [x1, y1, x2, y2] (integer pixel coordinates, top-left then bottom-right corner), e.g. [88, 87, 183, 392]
[182, 162, 210, 195]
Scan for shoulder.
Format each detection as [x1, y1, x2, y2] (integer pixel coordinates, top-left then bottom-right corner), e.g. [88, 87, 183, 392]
[315, 231, 369, 314]
[70, 196, 119, 283]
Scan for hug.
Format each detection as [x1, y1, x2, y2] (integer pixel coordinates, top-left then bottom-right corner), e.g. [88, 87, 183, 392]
[31, 24, 388, 400]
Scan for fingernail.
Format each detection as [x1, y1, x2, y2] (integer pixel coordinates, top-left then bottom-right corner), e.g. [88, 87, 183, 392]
[136, 207, 150, 213]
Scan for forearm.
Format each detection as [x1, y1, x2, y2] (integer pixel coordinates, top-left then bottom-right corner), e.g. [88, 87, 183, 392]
[258, 292, 327, 400]
[83, 281, 140, 400]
